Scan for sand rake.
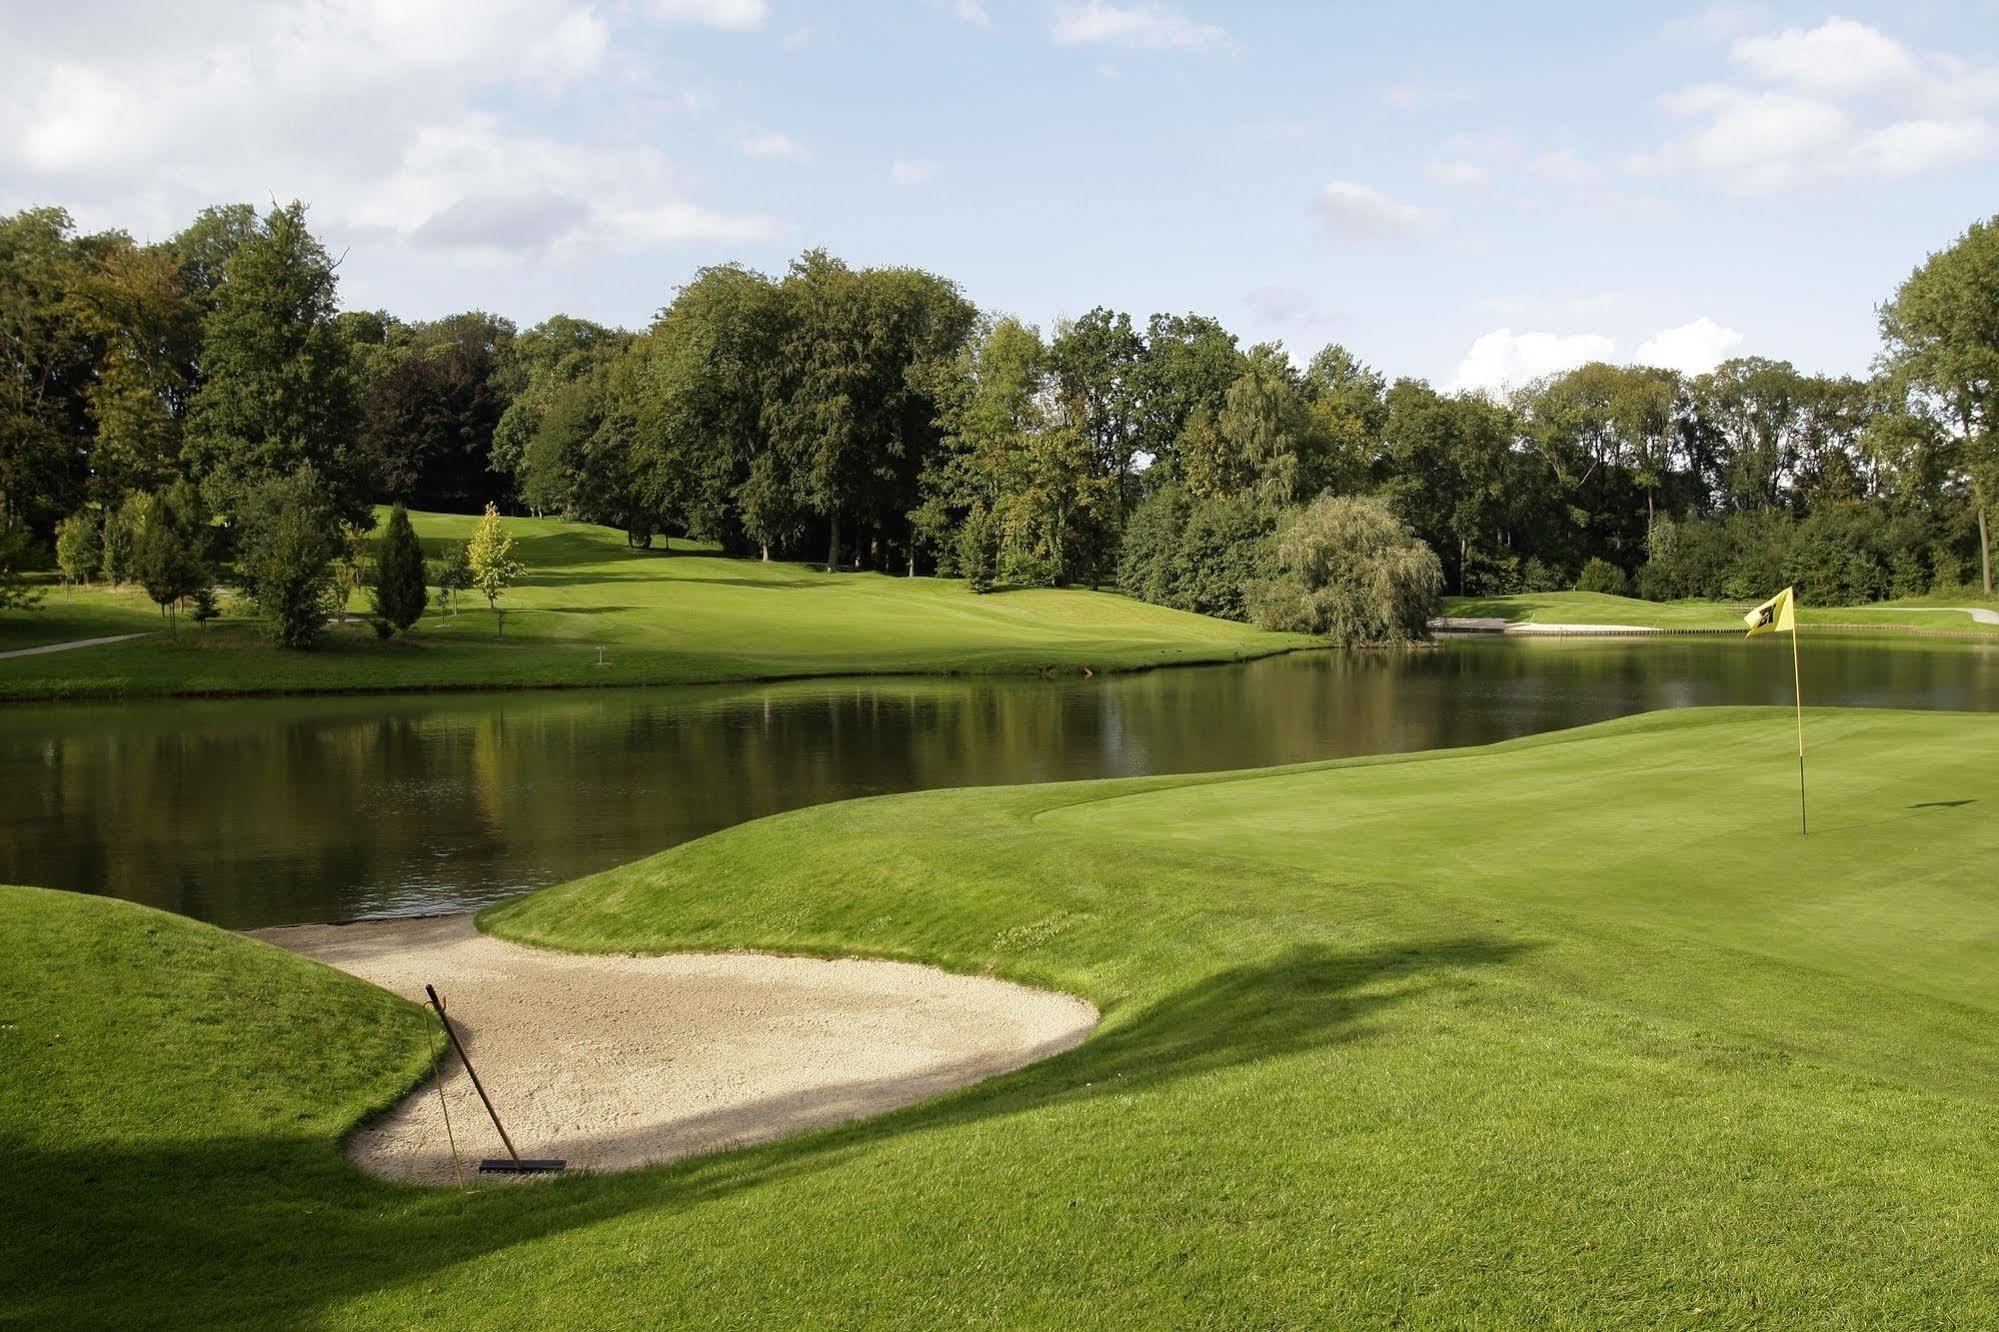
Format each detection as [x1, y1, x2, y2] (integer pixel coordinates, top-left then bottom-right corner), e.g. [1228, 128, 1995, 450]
[424, 984, 566, 1175]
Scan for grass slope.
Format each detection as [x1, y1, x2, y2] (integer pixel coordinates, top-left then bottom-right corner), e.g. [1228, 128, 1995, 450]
[1447, 588, 1999, 633]
[0, 510, 1305, 701]
[8, 708, 1998, 1327]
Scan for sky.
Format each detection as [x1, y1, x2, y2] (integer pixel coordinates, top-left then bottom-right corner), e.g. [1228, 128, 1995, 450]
[3, 0, 1995, 393]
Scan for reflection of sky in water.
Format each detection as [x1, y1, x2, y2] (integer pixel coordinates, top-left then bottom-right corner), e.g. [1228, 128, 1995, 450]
[2, 636, 1993, 929]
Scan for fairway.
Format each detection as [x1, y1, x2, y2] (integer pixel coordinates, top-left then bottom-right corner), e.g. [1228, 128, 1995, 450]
[0, 511, 1307, 701]
[7, 707, 1998, 1327]
[1445, 589, 1999, 634]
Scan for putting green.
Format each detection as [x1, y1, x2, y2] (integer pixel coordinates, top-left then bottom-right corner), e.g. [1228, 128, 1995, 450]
[7, 708, 1998, 1327]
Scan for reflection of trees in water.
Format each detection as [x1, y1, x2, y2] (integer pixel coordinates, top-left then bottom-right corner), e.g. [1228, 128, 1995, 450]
[2, 640, 1995, 928]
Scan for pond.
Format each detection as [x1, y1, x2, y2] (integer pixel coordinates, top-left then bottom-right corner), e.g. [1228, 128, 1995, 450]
[4, 635, 1995, 929]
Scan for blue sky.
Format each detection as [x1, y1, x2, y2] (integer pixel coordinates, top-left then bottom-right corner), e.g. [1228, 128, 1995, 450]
[3, 1, 1995, 391]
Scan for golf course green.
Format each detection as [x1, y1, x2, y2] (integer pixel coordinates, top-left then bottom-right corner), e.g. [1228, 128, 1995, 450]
[0, 511, 1306, 702]
[7, 706, 1996, 1326]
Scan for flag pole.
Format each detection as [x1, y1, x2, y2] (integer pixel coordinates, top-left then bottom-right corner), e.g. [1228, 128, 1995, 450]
[1791, 616, 1806, 836]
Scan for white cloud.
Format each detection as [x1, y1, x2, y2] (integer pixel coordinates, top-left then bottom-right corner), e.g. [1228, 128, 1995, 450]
[649, 0, 767, 30]
[1731, 17, 1923, 100]
[1635, 317, 1743, 374]
[1052, 3, 1224, 49]
[1312, 180, 1442, 241]
[738, 131, 805, 158]
[950, 0, 991, 25]
[1425, 160, 1491, 188]
[0, 1, 778, 261]
[1647, 18, 1999, 192]
[889, 158, 937, 185]
[1449, 328, 1615, 395]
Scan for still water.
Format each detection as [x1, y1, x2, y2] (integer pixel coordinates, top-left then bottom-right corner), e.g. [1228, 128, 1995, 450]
[4, 636, 1994, 929]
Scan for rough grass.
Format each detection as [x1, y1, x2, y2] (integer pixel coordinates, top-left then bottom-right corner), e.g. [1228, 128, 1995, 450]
[8, 708, 1999, 1327]
[0, 511, 1307, 701]
[1446, 589, 1999, 633]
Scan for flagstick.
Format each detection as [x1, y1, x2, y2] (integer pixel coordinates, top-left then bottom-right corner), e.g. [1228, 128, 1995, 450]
[1792, 619, 1807, 836]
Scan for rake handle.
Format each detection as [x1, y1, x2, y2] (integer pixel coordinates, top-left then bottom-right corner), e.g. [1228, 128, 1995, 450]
[425, 984, 520, 1163]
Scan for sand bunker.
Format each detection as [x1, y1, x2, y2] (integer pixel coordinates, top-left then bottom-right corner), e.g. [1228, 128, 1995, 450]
[253, 915, 1096, 1185]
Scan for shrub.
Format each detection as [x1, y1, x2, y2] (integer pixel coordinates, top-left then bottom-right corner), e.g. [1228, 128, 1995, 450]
[1247, 494, 1442, 644]
[1574, 557, 1630, 596]
[1521, 556, 1567, 593]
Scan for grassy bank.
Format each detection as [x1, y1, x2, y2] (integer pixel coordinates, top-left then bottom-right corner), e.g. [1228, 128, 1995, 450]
[8, 707, 1998, 1326]
[0, 511, 1309, 702]
[1445, 588, 1999, 633]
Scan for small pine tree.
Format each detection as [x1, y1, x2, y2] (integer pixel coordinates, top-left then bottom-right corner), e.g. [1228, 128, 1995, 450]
[54, 513, 101, 592]
[370, 504, 429, 634]
[465, 502, 524, 638]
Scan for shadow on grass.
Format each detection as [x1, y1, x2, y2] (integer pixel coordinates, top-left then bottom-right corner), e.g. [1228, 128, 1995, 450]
[1, 936, 1526, 1327]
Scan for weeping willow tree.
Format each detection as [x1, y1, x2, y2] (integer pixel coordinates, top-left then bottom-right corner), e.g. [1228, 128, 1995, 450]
[1249, 494, 1442, 645]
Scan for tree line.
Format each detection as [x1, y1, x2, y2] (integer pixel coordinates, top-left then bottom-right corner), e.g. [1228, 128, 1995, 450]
[3, 200, 1994, 642]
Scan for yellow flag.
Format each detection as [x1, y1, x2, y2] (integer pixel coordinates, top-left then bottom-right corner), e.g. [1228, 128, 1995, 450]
[1744, 586, 1797, 637]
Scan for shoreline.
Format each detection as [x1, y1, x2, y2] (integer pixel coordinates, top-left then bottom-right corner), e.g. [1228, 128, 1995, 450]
[0, 639, 1320, 709]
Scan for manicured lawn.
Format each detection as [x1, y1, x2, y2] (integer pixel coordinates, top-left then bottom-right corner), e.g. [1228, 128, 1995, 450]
[0, 511, 1308, 701]
[8, 708, 1998, 1326]
[1446, 588, 1999, 633]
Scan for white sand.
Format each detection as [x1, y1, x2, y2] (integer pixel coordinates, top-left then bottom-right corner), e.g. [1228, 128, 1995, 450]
[253, 914, 1096, 1185]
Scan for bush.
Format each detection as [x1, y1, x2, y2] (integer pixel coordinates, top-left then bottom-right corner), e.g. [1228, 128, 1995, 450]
[1574, 557, 1630, 596]
[1521, 556, 1567, 593]
[237, 468, 346, 649]
[1247, 494, 1442, 644]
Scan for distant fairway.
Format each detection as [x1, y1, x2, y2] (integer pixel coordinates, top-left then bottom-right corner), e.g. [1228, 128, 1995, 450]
[9, 707, 1998, 1326]
[1446, 588, 1999, 634]
[0, 510, 1307, 701]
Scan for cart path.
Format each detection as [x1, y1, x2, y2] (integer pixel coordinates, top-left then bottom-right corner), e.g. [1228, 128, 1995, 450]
[0, 632, 148, 660]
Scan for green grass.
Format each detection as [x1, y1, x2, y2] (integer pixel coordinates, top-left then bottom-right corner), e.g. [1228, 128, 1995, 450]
[0, 510, 1308, 701]
[8, 708, 1999, 1326]
[1446, 588, 1999, 633]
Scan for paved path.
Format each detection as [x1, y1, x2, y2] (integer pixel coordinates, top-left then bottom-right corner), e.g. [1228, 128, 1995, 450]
[0, 632, 148, 661]
[1945, 606, 1999, 625]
